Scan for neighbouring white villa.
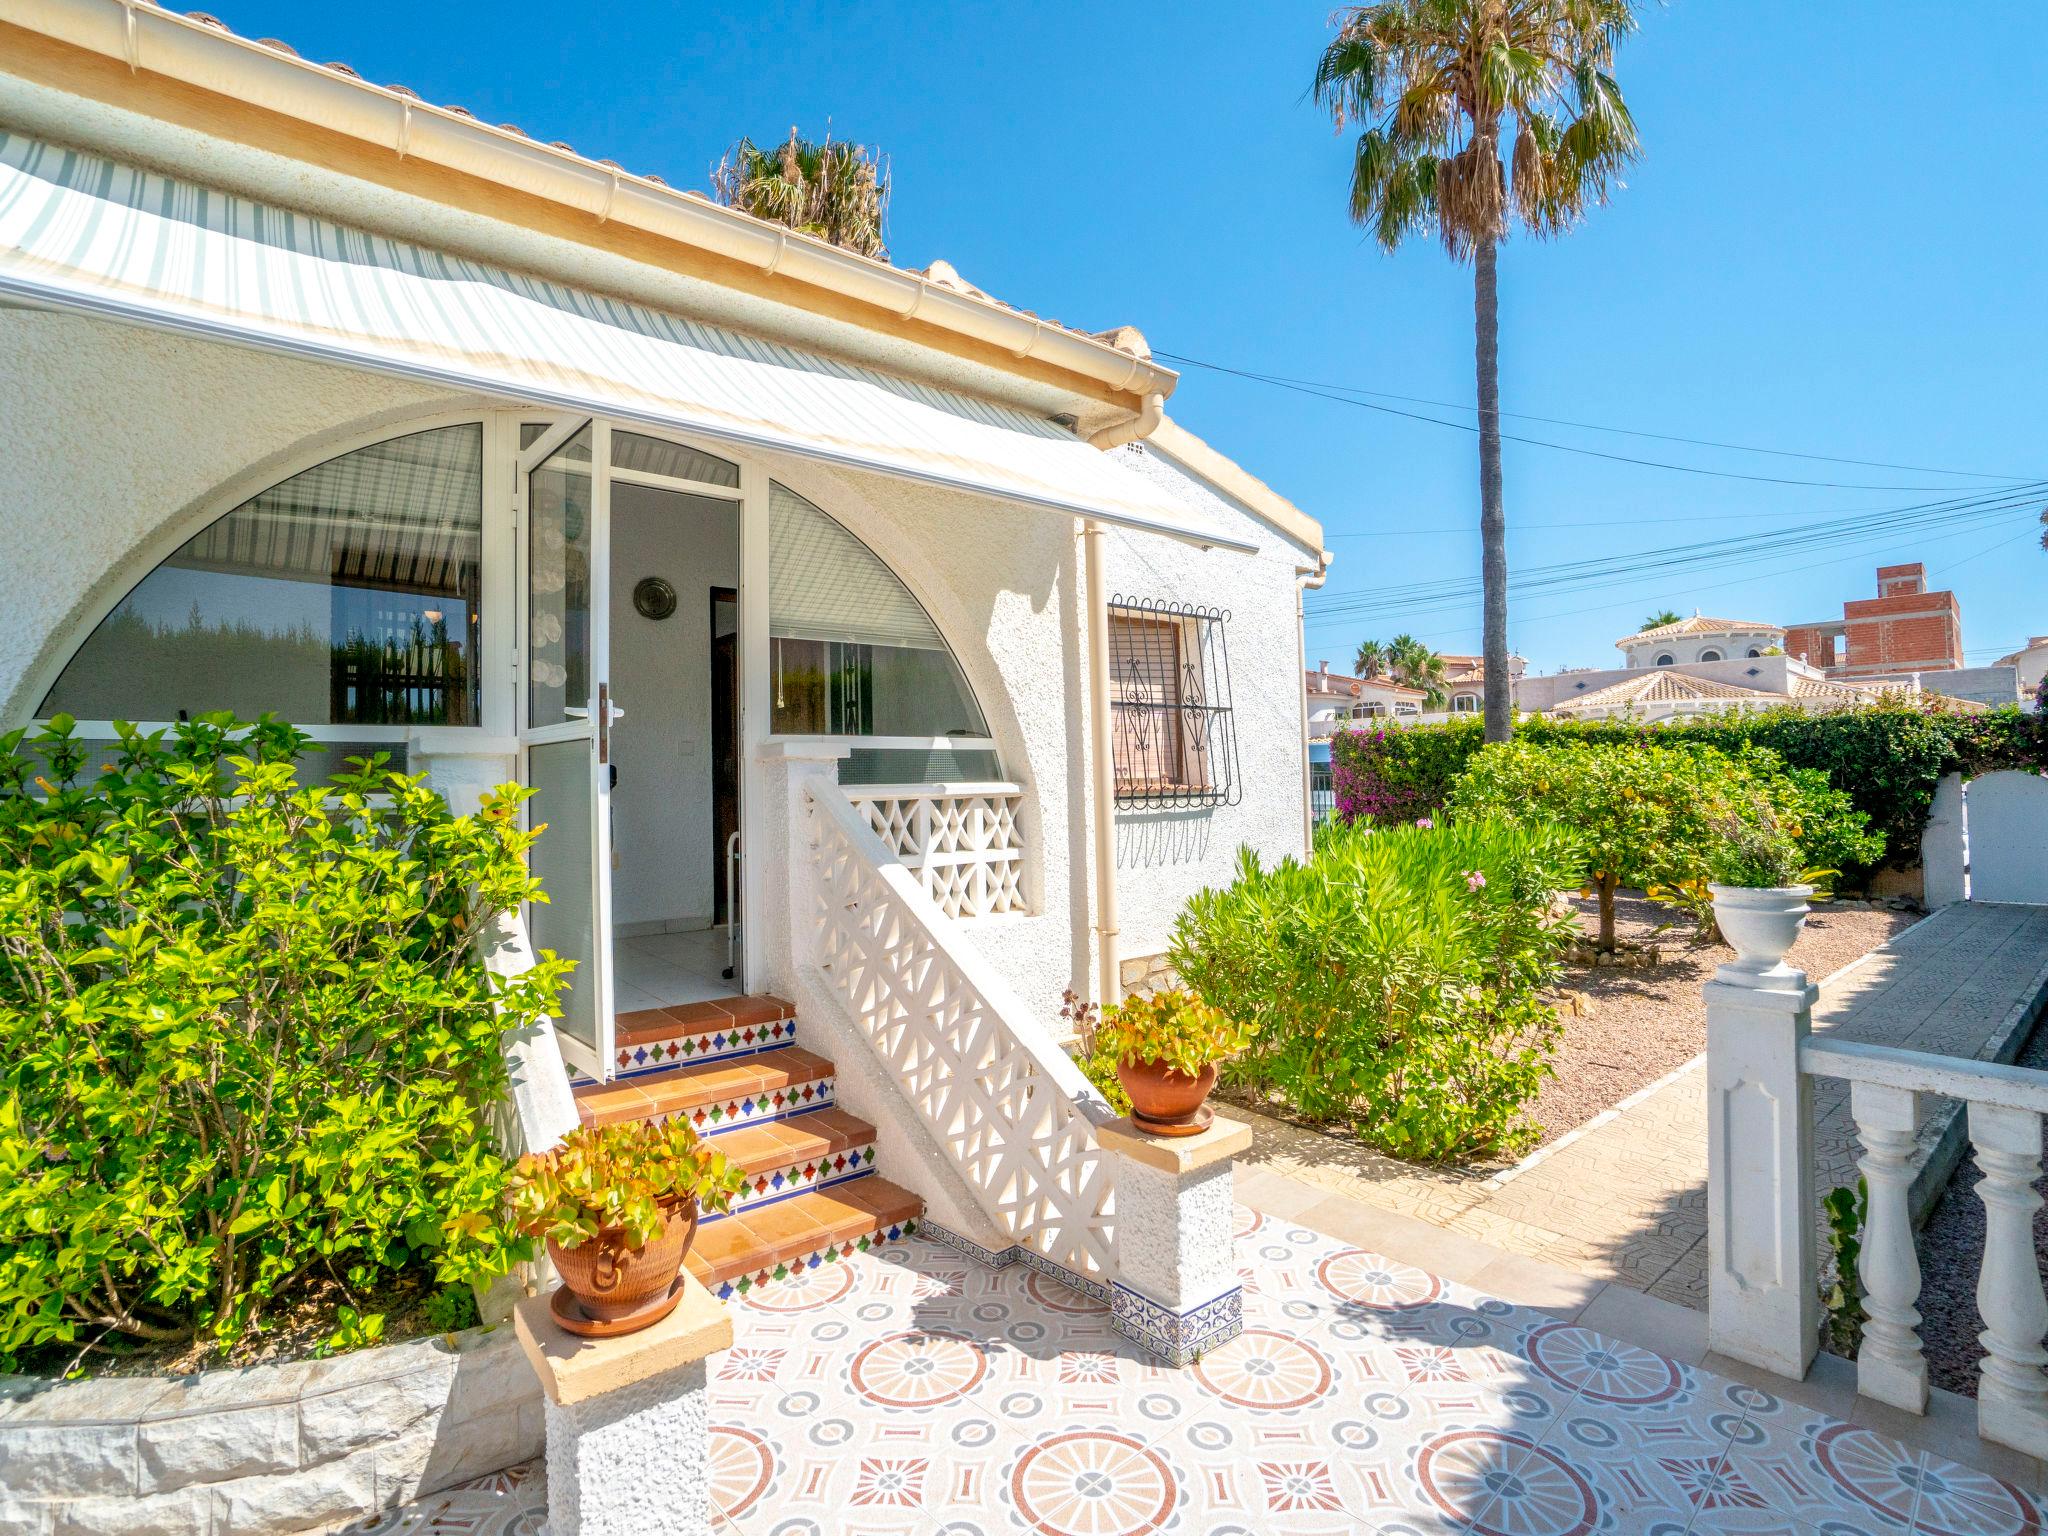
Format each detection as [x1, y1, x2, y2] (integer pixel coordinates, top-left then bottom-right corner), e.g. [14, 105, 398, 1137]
[1616, 612, 1786, 668]
[1305, 659, 1426, 733]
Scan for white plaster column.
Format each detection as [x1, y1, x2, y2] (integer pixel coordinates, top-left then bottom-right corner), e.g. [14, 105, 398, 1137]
[1921, 772, 1967, 907]
[1705, 961, 1821, 1378]
[515, 1280, 733, 1536]
[1098, 1116, 1249, 1366]
[408, 733, 521, 817]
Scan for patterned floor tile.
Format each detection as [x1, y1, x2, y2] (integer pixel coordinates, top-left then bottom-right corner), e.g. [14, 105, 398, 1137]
[359, 1221, 2038, 1536]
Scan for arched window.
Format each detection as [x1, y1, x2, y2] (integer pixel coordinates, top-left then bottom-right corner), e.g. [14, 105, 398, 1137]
[1655, 653, 1675, 667]
[1747, 648, 1762, 658]
[43, 425, 484, 731]
[1699, 649, 1723, 663]
[767, 482, 995, 782]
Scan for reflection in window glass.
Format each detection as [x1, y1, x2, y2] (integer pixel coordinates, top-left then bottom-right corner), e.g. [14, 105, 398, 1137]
[526, 427, 595, 730]
[44, 426, 483, 726]
[767, 483, 989, 743]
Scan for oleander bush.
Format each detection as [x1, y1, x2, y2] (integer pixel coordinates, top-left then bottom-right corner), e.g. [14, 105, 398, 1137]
[0, 714, 567, 1369]
[1330, 698, 2029, 885]
[1172, 817, 1583, 1162]
[1448, 740, 1881, 947]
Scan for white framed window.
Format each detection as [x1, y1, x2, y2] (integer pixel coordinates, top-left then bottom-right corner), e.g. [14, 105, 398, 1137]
[1108, 596, 1239, 809]
[1699, 649, 1723, 662]
[1451, 694, 1478, 713]
[1655, 653, 1675, 667]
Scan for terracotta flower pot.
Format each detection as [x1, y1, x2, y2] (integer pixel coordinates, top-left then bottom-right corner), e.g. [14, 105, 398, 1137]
[548, 1196, 700, 1330]
[1116, 1056, 1219, 1133]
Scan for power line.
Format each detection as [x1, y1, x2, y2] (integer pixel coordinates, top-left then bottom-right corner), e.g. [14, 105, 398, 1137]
[1310, 483, 2044, 619]
[1157, 350, 2039, 485]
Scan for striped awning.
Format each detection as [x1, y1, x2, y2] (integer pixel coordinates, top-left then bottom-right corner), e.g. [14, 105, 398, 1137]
[0, 133, 1249, 551]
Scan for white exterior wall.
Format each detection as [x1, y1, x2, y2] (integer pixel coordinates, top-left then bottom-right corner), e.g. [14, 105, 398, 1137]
[1619, 629, 1782, 669]
[0, 312, 1313, 1032]
[1517, 653, 1820, 713]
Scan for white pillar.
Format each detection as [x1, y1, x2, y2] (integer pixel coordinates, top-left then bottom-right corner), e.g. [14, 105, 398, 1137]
[1705, 964, 1821, 1378]
[1097, 1115, 1249, 1366]
[1922, 772, 1967, 906]
[1851, 1080, 1927, 1412]
[1972, 1103, 2048, 1457]
[516, 1280, 733, 1536]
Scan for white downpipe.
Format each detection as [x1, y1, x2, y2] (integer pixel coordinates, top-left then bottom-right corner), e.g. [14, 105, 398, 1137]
[1083, 520, 1121, 1007]
[1295, 553, 1332, 851]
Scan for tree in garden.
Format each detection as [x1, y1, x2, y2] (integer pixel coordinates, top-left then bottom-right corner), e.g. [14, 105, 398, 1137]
[1641, 608, 1683, 630]
[1450, 739, 1747, 951]
[1313, 0, 1642, 744]
[1389, 633, 1451, 707]
[711, 128, 890, 257]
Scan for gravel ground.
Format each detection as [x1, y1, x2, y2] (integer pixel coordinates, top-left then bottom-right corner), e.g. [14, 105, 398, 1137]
[1911, 1013, 2048, 1398]
[1530, 894, 1918, 1145]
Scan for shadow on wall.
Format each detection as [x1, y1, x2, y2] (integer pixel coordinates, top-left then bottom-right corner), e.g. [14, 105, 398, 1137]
[1116, 807, 1213, 869]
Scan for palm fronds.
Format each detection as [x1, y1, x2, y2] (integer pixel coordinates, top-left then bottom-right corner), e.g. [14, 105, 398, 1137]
[710, 127, 890, 259]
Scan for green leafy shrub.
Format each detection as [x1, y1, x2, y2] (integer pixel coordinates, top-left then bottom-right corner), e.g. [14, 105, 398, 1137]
[1822, 1177, 1868, 1356]
[1706, 812, 1807, 889]
[1093, 989, 1253, 1079]
[1060, 992, 1131, 1116]
[1331, 698, 2021, 884]
[1172, 817, 1582, 1162]
[0, 715, 566, 1368]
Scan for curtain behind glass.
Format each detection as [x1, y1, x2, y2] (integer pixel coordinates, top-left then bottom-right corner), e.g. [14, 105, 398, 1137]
[43, 425, 484, 726]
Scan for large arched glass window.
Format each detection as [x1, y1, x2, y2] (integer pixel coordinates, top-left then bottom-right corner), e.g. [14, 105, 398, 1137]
[43, 425, 484, 730]
[767, 482, 995, 782]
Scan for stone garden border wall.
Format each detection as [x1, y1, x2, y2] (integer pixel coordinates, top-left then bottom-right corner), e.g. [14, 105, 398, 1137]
[0, 1321, 540, 1535]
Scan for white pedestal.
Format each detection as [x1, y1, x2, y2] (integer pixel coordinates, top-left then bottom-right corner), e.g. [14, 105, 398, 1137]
[515, 1279, 733, 1536]
[1098, 1115, 1250, 1366]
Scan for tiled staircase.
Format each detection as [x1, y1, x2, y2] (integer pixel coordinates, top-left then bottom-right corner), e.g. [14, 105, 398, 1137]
[571, 995, 924, 1300]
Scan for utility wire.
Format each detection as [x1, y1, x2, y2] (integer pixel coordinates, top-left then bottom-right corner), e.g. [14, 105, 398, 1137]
[1156, 350, 2039, 485]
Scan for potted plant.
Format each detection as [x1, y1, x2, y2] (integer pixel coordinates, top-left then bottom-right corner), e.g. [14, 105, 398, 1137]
[508, 1118, 746, 1337]
[1094, 988, 1254, 1136]
[1707, 811, 1823, 982]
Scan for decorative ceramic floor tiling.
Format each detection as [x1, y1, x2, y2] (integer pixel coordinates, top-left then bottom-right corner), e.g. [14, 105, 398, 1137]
[350, 1215, 2044, 1536]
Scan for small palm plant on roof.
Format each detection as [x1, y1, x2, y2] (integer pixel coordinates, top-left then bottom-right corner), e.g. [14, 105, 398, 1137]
[711, 127, 890, 259]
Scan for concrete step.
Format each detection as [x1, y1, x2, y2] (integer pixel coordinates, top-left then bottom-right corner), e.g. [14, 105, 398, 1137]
[571, 1046, 835, 1136]
[608, 993, 797, 1078]
[702, 1108, 881, 1218]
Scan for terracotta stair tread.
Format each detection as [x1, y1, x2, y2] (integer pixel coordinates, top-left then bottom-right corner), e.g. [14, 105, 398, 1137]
[684, 1177, 925, 1286]
[708, 1109, 878, 1176]
[572, 1046, 834, 1127]
[614, 992, 795, 1046]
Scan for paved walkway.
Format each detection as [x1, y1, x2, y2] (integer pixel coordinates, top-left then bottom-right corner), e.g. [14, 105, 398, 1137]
[350, 1210, 2044, 1535]
[1239, 902, 2048, 1313]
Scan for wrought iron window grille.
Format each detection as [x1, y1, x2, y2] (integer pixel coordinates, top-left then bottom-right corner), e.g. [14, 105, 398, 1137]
[1106, 595, 1240, 810]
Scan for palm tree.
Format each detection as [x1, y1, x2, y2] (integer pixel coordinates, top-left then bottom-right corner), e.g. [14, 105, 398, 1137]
[1640, 608, 1683, 630]
[1354, 638, 1390, 678]
[1314, 1, 1641, 743]
[711, 128, 890, 258]
[1388, 633, 1450, 708]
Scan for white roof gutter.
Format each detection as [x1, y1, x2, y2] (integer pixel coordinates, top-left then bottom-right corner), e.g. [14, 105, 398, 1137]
[4, 0, 1178, 409]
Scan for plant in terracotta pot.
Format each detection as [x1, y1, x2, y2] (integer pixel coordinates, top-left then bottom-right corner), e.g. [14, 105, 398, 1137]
[1095, 988, 1253, 1137]
[508, 1118, 745, 1337]
[1707, 810, 1829, 984]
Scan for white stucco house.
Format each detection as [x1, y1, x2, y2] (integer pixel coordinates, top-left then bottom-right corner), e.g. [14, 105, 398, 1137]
[1305, 661, 1425, 736]
[0, 0, 1328, 1373]
[1616, 613, 1786, 668]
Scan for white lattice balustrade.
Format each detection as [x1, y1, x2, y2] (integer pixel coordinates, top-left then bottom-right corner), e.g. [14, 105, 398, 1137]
[803, 782, 1116, 1285]
[843, 783, 1027, 919]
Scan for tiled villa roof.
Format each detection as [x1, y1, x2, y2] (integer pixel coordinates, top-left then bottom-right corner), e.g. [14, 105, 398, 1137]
[1549, 670, 1776, 715]
[1616, 614, 1785, 647]
[112, 8, 1140, 355]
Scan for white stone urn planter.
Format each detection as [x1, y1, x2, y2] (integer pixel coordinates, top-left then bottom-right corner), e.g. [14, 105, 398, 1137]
[1709, 883, 1814, 985]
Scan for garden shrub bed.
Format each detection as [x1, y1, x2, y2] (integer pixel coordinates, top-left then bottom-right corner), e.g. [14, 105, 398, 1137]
[0, 716, 562, 1376]
[1330, 700, 2048, 883]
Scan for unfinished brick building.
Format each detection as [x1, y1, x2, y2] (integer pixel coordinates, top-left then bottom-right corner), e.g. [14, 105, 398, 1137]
[1784, 563, 1965, 679]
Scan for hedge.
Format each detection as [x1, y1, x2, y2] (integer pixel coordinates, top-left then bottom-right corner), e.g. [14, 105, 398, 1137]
[1330, 700, 2048, 882]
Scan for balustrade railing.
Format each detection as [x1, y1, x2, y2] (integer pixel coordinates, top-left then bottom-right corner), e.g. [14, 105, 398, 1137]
[1706, 951, 2048, 1460]
[802, 778, 1116, 1284]
[843, 782, 1026, 920]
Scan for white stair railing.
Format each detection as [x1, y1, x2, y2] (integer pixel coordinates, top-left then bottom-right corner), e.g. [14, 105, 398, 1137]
[1806, 1038, 2048, 1455]
[801, 778, 1117, 1284]
[842, 782, 1027, 919]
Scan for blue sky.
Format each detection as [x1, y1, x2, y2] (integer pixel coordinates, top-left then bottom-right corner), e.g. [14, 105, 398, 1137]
[224, 0, 2048, 676]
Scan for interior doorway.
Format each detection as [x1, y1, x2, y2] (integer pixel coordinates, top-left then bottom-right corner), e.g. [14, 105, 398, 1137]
[606, 478, 742, 1013]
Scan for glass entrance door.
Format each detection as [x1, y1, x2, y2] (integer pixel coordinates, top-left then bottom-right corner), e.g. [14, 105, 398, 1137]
[517, 420, 617, 1079]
